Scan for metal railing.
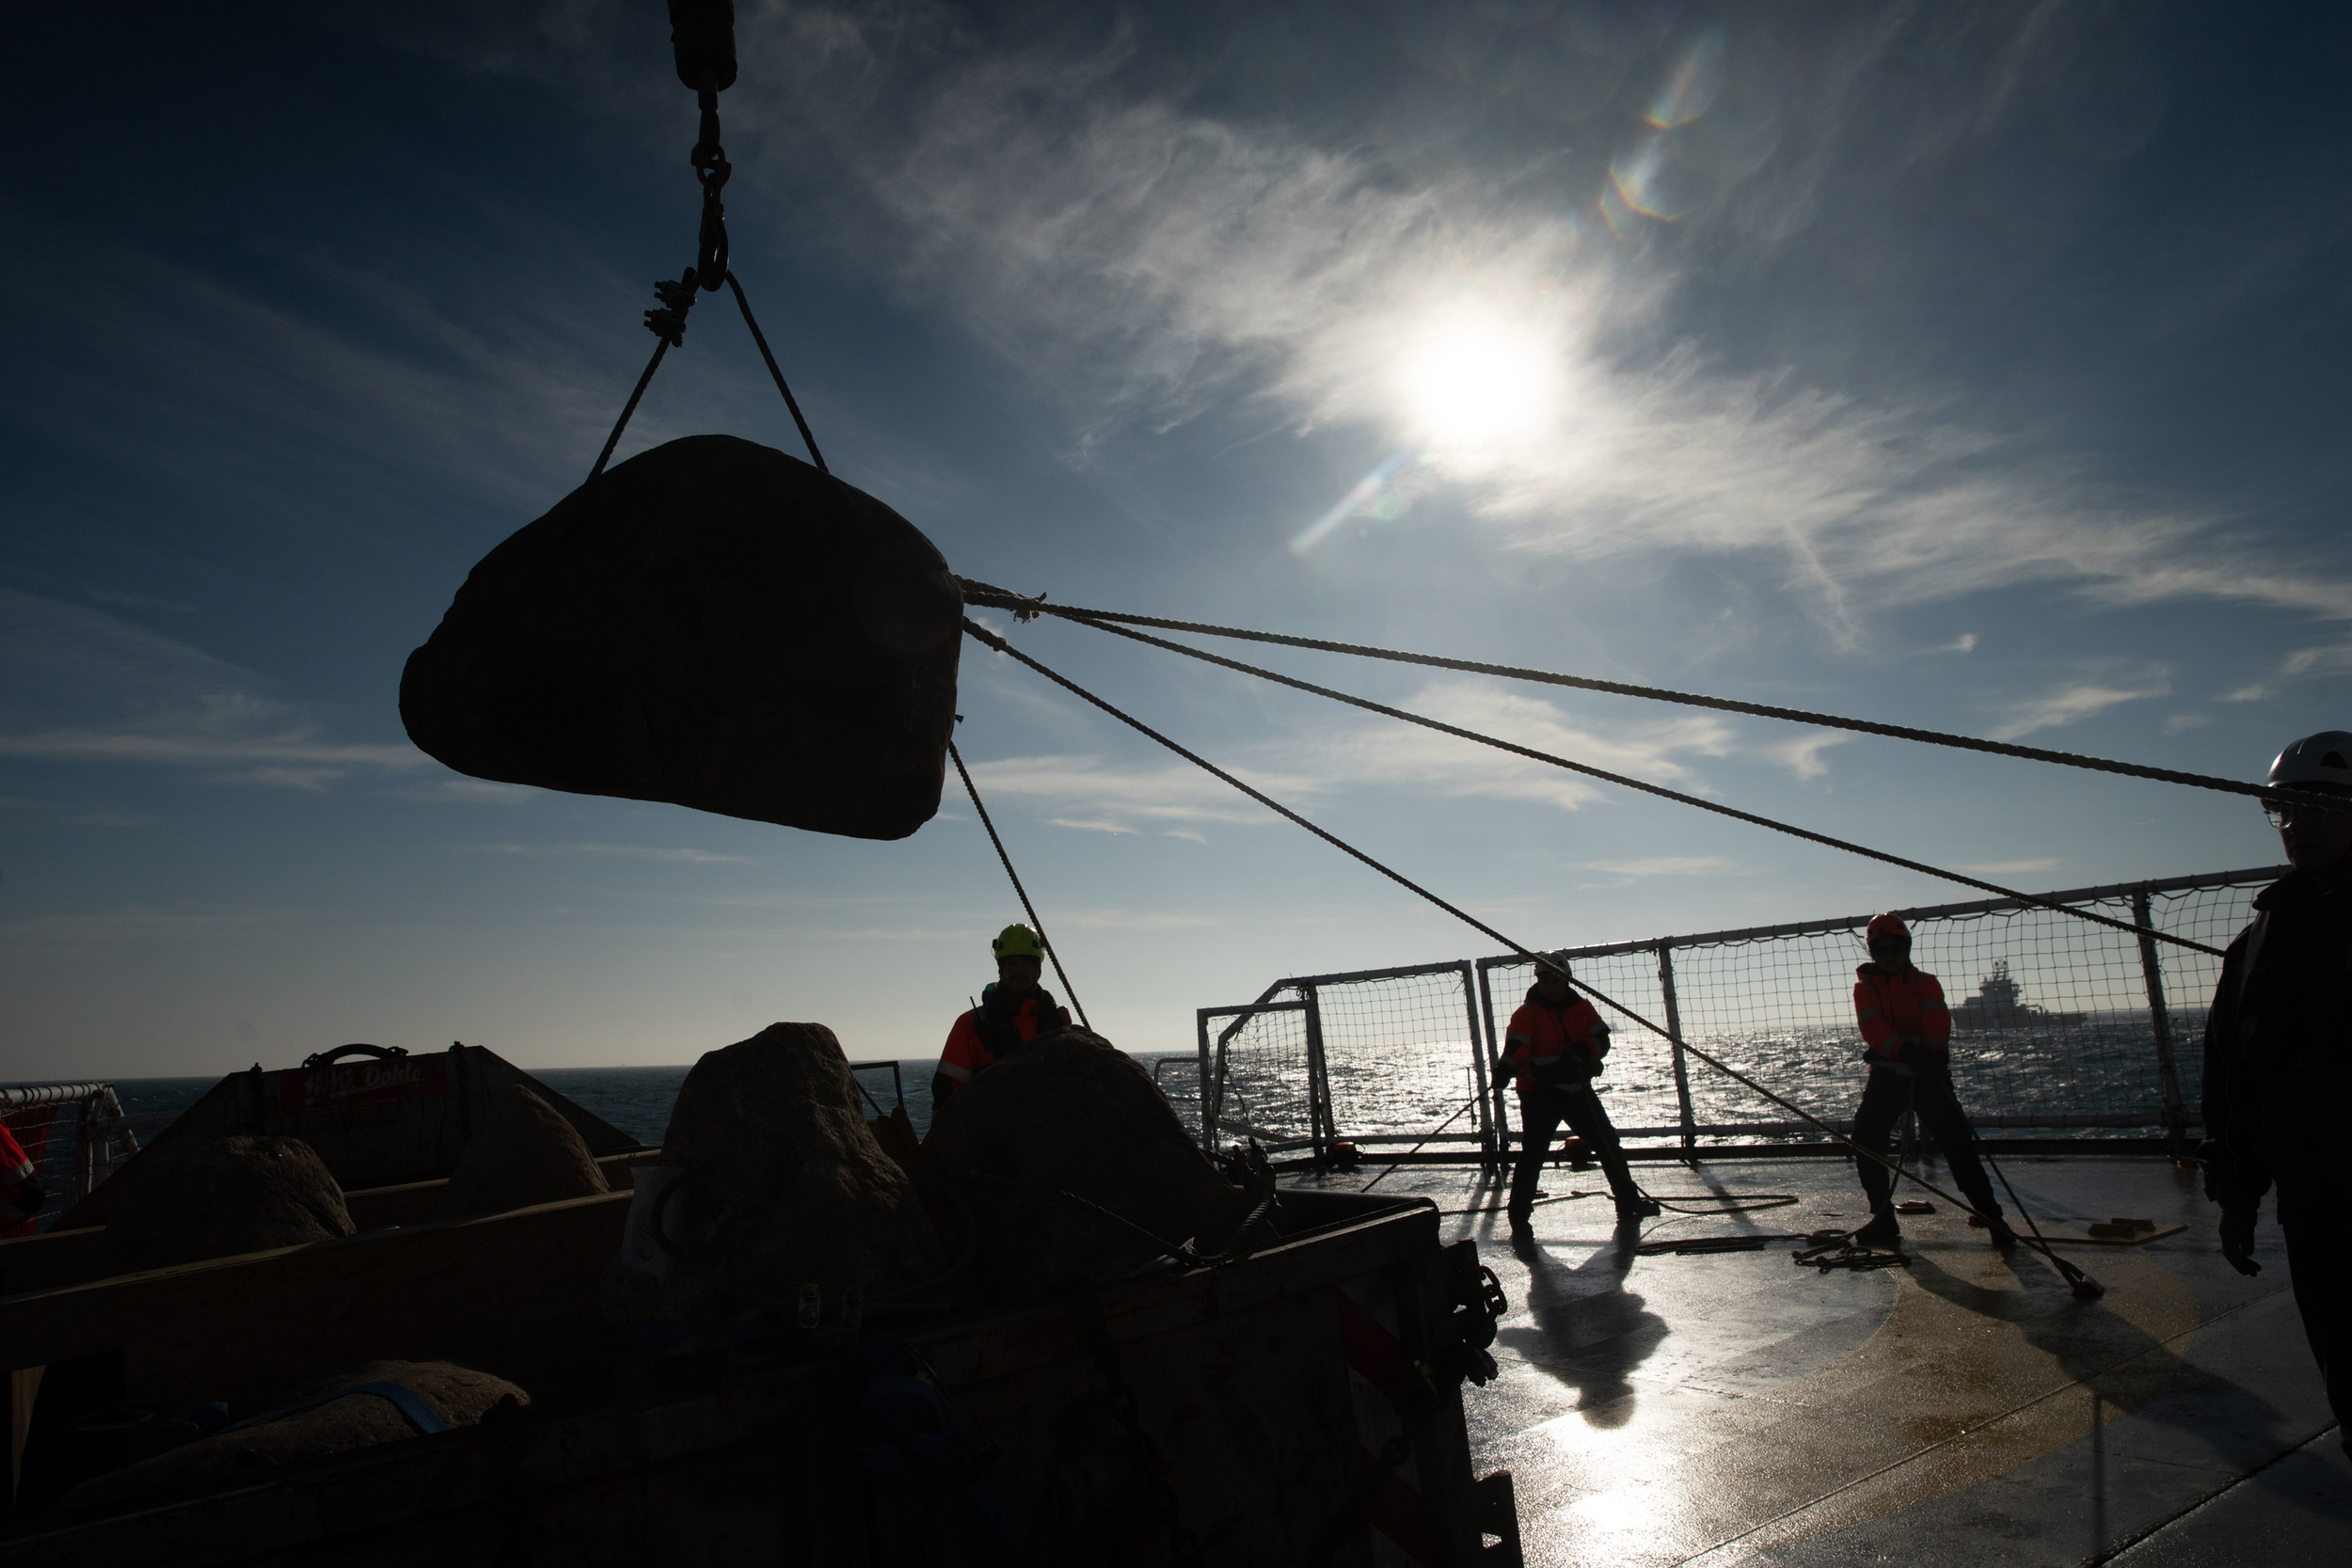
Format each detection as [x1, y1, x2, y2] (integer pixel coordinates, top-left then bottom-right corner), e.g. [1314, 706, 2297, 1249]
[1193, 863, 2280, 1164]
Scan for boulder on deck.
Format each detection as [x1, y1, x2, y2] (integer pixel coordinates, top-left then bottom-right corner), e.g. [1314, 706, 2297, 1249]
[103, 1135, 354, 1272]
[437, 1084, 610, 1221]
[603, 1022, 951, 1327]
[924, 1028, 1257, 1298]
[58, 1359, 526, 1513]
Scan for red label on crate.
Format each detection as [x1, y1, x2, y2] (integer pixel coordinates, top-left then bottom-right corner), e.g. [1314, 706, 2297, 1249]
[278, 1053, 448, 1116]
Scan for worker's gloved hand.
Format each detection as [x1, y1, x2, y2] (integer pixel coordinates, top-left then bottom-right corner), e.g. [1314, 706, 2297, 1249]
[1488, 1053, 1513, 1083]
[2218, 1206, 2262, 1275]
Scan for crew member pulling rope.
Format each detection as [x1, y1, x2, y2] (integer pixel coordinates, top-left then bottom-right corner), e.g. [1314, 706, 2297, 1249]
[964, 618, 2106, 1297]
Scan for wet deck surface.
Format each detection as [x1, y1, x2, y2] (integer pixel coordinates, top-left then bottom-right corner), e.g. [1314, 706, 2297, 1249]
[1294, 1154, 2349, 1565]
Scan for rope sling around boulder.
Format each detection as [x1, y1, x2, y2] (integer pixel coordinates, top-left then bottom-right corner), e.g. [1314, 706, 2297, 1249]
[399, 2, 965, 844]
[964, 617, 2105, 1299]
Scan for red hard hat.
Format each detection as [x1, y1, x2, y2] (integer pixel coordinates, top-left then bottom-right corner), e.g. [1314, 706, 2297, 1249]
[1866, 913, 1911, 944]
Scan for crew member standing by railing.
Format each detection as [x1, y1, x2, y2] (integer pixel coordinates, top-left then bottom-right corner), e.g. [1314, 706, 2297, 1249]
[1847, 914, 2016, 1249]
[1496, 953, 1658, 1231]
[2201, 730, 2352, 1455]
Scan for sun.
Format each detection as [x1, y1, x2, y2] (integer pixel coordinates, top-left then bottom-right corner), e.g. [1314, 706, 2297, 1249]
[1397, 310, 1560, 451]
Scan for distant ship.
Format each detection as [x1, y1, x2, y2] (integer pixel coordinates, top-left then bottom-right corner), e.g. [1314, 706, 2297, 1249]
[1948, 958, 2086, 1032]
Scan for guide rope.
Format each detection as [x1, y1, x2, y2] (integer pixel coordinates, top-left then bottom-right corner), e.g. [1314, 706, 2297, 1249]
[956, 580, 2339, 818]
[949, 739, 1090, 1031]
[963, 586, 2221, 958]
[965, 620, 2105, 1298]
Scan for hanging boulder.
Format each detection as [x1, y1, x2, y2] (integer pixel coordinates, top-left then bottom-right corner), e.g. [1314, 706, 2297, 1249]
[399, 435, 962, 841]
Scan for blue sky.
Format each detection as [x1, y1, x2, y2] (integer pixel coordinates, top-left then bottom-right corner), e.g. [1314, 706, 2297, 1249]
[4, 2, 2344, 1080]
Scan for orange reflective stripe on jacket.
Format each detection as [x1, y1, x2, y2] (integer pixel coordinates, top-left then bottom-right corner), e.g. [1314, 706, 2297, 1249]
[1852, 964, 1949, 1062]
[1504, 995, 1609, 1091]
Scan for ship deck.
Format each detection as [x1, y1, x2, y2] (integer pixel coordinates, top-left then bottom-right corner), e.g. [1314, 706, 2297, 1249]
[1295, 1152, 2348, 1565]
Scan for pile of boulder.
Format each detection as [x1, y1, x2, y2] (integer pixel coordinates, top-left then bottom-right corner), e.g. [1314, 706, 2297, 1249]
[604, 1017, 1266, 1334]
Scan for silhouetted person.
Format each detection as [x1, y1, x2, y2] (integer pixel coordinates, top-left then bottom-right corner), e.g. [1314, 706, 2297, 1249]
[2201, 731, 2352, 1452]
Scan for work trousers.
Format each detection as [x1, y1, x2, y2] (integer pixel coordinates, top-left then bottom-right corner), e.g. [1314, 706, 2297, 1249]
[2279, 1177, 2352, 1444]
[1509, 1082, 1639, 1211]
[1850, 1066, 2000, 1217]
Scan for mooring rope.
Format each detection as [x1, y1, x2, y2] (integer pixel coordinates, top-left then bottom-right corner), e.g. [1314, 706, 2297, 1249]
[964, 618, 2104, 1296]
[948, 738, 1090, 1032]
[968, 594, 2221, 958]
[956, 579, 2334, 817]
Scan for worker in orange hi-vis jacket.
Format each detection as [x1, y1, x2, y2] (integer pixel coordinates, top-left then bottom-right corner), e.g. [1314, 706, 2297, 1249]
[1847, 913, 2014, 1250]
[931, 924, 1072, 1103]
[1494, 953, 1658, 1232]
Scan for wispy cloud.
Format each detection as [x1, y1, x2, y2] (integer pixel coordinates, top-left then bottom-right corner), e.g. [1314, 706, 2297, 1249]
[1292, 682, 1734, 813]
[2283, 644, 2352, 676]
[1958, 858, 2061, 876]
[0, 588, 426, 790]
[1938, 633, 1979, 654]
[469, 842, 756, 865]
[1581, 855, 1738, 878]
[721, 8, 2352, 637]
[2164, 714, 2210, 734]
[1988, 681, 2168, 741]
[1059, 911, 1216, 931]
[1756, 730, 1851, 782]
[968, 683, 1733, 832]
[0, 905, 299, 942]
[965, 754, 1309, 826]
[2224, 684, 2268, 703]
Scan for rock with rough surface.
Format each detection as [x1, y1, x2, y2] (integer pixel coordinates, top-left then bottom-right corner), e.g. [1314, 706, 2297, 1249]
[60, 1360, 526, 1512]
[398, 434, 962, 840]
[436, 1084, 609, 1220]
[105, 1135, 354, 1272]
[924, 1029, 1255, 1297]
[603, 1022, 950, 1325]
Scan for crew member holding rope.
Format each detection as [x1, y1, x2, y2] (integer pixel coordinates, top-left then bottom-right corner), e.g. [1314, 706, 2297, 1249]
[1497, 954, 1658, 1229]
[1847, 914, 2017, 1250]
[932, 924, 1072, 1101]
[2200, 731, 2352, 1451]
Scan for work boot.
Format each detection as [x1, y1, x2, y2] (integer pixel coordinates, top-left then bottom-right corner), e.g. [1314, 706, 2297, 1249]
[1852, 1210, 1902, 1248]
[1966, 1206, 2020, 1249]
[1615, 1196, 1661, 1223]
[1505, 1204, 1534, 1234]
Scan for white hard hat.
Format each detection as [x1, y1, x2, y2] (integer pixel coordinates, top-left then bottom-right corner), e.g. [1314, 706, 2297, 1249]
[2267, 732, 2352, 789]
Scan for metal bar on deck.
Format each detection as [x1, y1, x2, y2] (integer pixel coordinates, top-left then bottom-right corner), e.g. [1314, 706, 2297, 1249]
[2131, 885, 2189, 1162]
[1473, 958, 1508, 1176]
[1195, 1009, 1216, 1152]
[1484, 863, 2289, 961]
[0, 1084, 116, 1109]
[1301, 985, 1334, 1164]
[1454, 961, 1493, 1165]
[1658, 942, 1696, 1154]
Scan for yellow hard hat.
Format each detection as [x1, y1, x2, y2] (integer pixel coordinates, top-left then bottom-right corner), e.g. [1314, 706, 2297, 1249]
[992, 923, 1045, 961]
